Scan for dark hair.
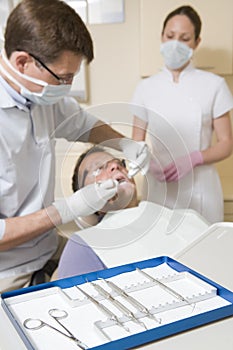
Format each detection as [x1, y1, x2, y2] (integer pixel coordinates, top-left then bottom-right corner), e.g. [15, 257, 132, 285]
[162, 5, 202, 40]
[5, 0, 93, 63]
[72, 146, 106, 192]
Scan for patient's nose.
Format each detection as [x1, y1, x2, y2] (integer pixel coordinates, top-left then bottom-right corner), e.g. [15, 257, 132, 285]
[107, 160, 120, 172]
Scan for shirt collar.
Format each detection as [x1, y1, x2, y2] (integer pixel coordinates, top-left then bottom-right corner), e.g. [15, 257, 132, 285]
[162, 62, 195, 80]
[0, 76, 31, 110]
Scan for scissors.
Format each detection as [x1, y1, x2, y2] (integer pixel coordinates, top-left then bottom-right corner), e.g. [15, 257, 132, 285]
[23, 308, 88, 349]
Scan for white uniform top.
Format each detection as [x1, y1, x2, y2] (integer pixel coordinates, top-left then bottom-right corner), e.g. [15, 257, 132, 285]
[0, 77, 98, 278]
[131, 64, 233, 223]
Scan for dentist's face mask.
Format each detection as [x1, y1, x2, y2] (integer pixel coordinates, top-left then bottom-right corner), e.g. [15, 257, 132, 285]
[160, 40, 193, 70]
[0, 51, 71, 105]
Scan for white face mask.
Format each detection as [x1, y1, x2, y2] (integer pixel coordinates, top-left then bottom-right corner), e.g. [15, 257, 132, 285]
[0, 51, 71, 105]
[160, 40, 193, 70]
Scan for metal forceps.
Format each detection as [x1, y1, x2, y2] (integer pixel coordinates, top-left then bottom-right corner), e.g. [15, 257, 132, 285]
[76, 285, 130, 333]
[89, 281, 148, 329]
[136, 268, 194, 309]
[23, 308, 88, 349]
[100, 278, 161, 324]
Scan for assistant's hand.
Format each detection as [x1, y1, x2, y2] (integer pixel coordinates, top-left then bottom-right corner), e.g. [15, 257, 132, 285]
[163, 151, 203, 182]
[149, 159, 166, 182]
[53, 179, 118, 224]
[120, 139, 150, 178]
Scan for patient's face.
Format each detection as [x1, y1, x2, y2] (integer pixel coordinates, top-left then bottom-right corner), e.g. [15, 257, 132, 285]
[78, 151, 138, 211]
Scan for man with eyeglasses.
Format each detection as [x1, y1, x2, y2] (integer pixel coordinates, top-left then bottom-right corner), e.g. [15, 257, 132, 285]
[0, 0, 150, 292]
[57, 146, 209, 279]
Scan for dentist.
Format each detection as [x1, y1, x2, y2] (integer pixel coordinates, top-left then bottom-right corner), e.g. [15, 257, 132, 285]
[131, 5, 233, 224]
[0, 0, 149, 292]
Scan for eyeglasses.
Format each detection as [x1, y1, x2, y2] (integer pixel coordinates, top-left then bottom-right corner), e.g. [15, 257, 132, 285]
[80, 158, 127, 188]
[29, 53, 74, 85]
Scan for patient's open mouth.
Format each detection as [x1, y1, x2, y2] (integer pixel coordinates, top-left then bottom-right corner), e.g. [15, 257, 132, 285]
[118, 178, 126, 184]
[115, 174, 128, 184]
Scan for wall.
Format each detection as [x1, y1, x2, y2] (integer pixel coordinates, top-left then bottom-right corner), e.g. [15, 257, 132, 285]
[55, 0, 142, 200]
[87, 0, 141, 105]
[56, 0, 233, 220]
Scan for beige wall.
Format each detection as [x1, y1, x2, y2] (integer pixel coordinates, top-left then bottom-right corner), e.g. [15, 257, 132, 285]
[86, 0, 141, 106]
[56, 0, 233, 219]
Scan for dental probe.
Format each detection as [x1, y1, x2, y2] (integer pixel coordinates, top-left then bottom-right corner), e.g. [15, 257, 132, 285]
[75, 285, 130, 333]
[100, 278, 161, 324]
[90, 281, 147, 330]
[136, 268, 193, 307]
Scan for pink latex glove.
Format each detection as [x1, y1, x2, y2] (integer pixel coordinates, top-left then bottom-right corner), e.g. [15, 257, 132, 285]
[149, 159, 166, 181]
[163, 151, 204, 182]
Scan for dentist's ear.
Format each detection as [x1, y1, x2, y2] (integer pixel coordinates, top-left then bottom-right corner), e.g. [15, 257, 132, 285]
[12, 51, 32, 73]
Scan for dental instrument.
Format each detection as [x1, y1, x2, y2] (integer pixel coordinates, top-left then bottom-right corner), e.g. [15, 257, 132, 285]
[100, 278, 161, 324]
[136, 268, 194, 308]
[75, 285, 130, 333]
[89, 281, 147, 330]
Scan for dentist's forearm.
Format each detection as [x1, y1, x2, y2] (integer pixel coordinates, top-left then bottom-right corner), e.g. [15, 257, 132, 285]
[0, 206, 61, 251]
[88, 121, 124, 148]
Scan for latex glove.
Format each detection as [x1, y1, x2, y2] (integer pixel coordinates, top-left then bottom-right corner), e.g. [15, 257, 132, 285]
[163, 151, 203, 182]
[149, 159, 166, 182]
[53, 179, 118, 224]
[119, 139, 150, 178]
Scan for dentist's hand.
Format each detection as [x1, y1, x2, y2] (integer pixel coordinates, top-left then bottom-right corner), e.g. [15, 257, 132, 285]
[53, 179, 118, 224]
[120, 139, 150, 178]
[163, 151, 203, 182]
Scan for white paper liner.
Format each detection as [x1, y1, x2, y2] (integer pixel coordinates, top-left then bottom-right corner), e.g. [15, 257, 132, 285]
[3, 263, 230, 349]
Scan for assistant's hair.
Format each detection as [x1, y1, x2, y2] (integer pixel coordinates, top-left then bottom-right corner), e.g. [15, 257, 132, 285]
[5, 0, 93, 63]
[162, 5, 202, 40]
[72, 146, 106, 192]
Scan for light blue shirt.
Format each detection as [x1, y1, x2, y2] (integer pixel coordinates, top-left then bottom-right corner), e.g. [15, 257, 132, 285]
[0, 78, 98, 278]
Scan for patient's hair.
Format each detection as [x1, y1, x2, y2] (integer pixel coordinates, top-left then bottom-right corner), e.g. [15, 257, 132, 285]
[72, 146, 105, 192]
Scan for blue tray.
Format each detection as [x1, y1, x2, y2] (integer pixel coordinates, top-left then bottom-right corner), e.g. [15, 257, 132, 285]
[2, 256, 233, 350]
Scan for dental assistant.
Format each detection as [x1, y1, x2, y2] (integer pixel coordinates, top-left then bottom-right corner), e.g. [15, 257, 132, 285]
[0, 0, 149, 293]
[131, 5, 233, 224]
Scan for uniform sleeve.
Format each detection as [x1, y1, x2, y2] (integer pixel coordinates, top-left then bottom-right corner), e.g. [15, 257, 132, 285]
[53, 96, 99, 142]
[212, 78, 233, 119]
[57, 234, 106, 279]
[0, 219, 6, 240]
[130, 80, 149, 123]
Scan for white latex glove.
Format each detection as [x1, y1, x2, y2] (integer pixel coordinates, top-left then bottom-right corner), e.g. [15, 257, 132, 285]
[53, 179, 118, 224]
[119, 139, 150, 178]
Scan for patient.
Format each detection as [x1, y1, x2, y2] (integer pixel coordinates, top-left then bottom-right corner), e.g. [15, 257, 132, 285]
[58, 146, 140, 278]
[57, 146, 209, 279]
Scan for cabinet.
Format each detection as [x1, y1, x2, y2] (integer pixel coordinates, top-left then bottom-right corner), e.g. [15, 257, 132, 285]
[140, 0, 233, 77]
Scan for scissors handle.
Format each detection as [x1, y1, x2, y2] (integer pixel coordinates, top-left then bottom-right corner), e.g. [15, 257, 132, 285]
[23, 314, 89, 349]
[23, 318, 45, 330]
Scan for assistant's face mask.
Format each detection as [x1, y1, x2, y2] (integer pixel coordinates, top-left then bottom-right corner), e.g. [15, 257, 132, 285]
[160, 40, 193, 70]
[0, 50, 71, 105]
